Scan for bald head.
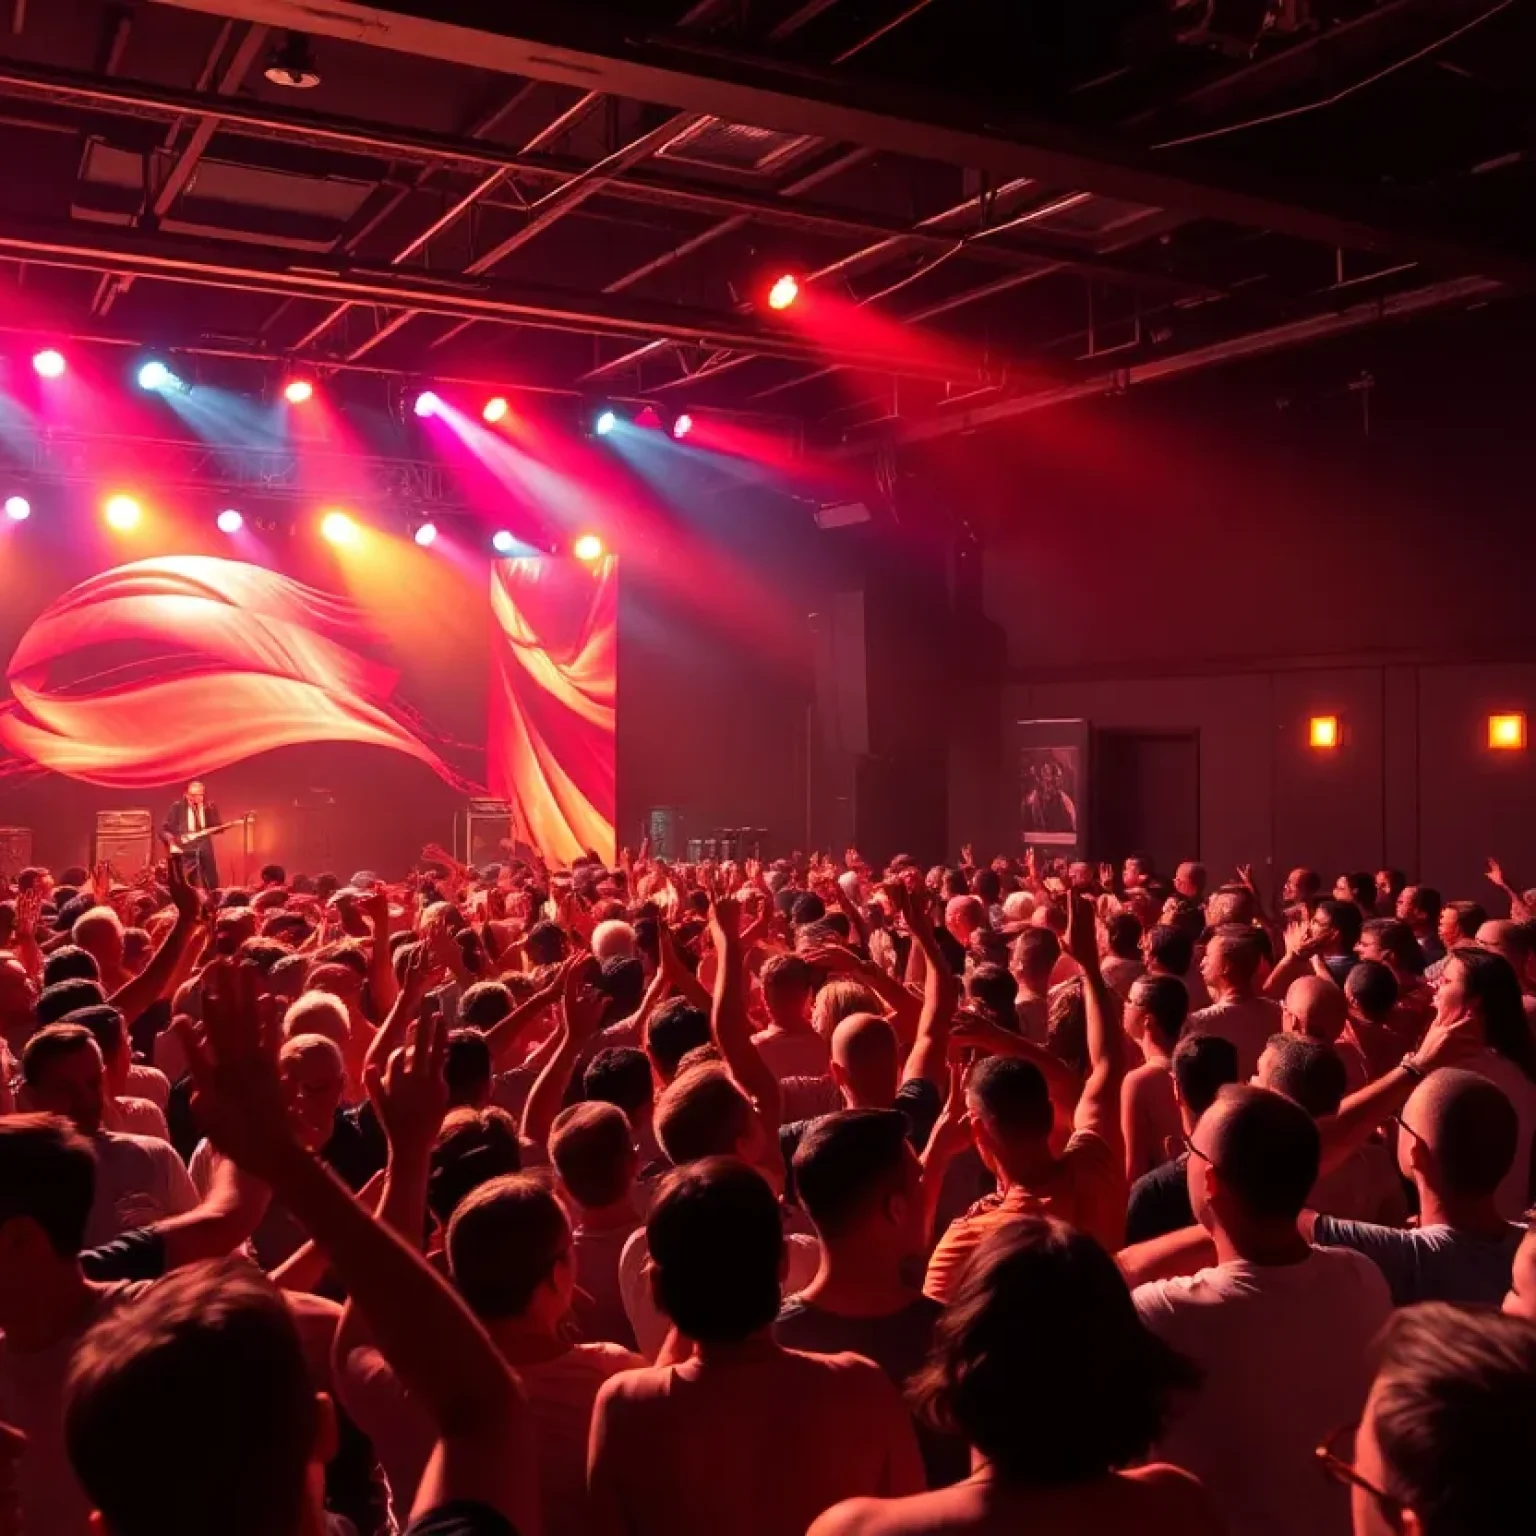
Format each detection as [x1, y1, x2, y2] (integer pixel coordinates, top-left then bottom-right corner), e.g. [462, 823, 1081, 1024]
[830, 1013, 899, 1108]
[1476, 921, 1532, 975]
[1403, 1068, 1518, 1200]
[1284, 976, 1347, 1043]
[1199, 1085, 1320, 1226]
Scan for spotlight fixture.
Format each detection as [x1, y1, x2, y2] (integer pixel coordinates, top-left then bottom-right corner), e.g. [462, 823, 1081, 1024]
[264, 30, 321, 89]
[1308, 716, 1339, 751]
[573, 533, 604, 562]
[767, 273, 800, 311]
[1488, 713, 1527, 751]
[4, 495, 31, 521]
[594, 409, 617, 437]
[320, 510, 359, 546]
[137, 359, 176, 391]
[283, 378, 315, 405]
[413, 521, 438, 548]
[483, 396, 509, 424]
[216, 508, 244, 534]
[672, 412, 694, 440]
[32, 349, 66, 379]
[103, 494, 142, 531]
[414, 390, 441, 419]
[491, 530, 516, 554]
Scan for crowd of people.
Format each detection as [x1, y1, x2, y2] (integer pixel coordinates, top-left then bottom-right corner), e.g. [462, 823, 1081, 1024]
[1, 840, 1534, 1536]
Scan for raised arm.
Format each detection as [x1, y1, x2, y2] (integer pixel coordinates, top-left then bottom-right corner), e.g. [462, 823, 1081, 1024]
[802, 941, 921, 1046]
[1064, 888, 1126, 1150]
[893, 883, 958, 1092]
[108, 858, 203, 1029]
[708, 888, 781, 1132]
[481, 962, 567, 1065]
[181, 961, 535, 1534]
[521, 958, 607, 1149]
[361, 883, 399, 1014]
[1262, 911, 1327, 1000]
[1487, 857, 1533, 922]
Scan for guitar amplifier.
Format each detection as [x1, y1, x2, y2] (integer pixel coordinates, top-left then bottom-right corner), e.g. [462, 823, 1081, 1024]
[463, 799, 513, 869]
[94, 809, 155, 879]
[0, 827, 32, 880]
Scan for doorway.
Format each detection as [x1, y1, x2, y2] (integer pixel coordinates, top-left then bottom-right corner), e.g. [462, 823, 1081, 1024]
[1090, 730, 1200, 873]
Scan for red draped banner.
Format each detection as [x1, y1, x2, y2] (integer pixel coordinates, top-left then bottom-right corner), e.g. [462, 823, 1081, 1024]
[488, 557, 617, 866]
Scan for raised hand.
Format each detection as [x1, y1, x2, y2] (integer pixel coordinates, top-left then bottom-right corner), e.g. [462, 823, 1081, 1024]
[1284, 911, 1322, 959]
[13, 887, 41, 942]
[561, 955, 607, 1042]
[361, 881, 391, 933]
[1236, 863, 1259, 894]
[176, 961, 294, 1181]
[365, 1009, 448, 1159]
[708, 886, 744, 946]
[961, 843, 975, 869]
[923, 1058, 974, 1167]
[1098, 862, 1116, 891]
[1487, 856, 1510, 889]
[1413, 1009, 1482, 1073]
[1064, 887, 1099, 971]
[91, 860, 112, 905]
[801, 942, 868, 976]
[165, 853, 201, 921]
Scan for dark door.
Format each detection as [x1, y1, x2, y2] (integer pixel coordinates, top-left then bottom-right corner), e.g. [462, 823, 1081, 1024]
[1090, 730, 1200, 874]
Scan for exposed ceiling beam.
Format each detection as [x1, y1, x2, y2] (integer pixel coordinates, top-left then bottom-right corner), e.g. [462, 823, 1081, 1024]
[828, 274, 1504, 451]
[147, 0, 1536, 282]
[0, 218, 992, 379]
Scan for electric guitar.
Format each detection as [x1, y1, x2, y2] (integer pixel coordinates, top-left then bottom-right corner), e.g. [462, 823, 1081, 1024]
[170, 813, 254, 850]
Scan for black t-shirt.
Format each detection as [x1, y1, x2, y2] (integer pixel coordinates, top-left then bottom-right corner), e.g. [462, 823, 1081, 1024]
[779, 1076, 945, 1203]
[1125, 1152, 1193, 1244]
[80, 1227, 168, 1283]
[404, 1501, 519, 1536]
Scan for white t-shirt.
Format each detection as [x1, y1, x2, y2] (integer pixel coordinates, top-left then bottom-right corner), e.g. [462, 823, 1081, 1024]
[619, 1224, 820, 1360]
[85, 1130, 199, 1248]
[1184, 996, 1283, 1079]
[1135, 1247, 1391, 1536]
[751, 1026, 831, 1083]
[103, 1094, 170, 1142]
[1466, 1048, 1536, 1220]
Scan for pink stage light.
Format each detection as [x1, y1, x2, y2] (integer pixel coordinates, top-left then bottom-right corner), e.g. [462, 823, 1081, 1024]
[573, 533, 604, 563]
[413, 521, 438, 548]
[414, 390, 441, 418]
[32, 349, 66, 379]
[672, 412, 694, 440]
[283, 378, 315, 405]
[483, 396, 509, 424]
[216, 508, 244, 534]
[103, 494, 142, 531]
[5, 495, 31, 521]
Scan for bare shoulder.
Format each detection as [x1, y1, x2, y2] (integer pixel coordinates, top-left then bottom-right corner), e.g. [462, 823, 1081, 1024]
[1126, 1464, 1225, 1533]
[810, 1489, 974, 1536]
[784, 1348, 895, 1396]
[594, 1361, 674, 1409]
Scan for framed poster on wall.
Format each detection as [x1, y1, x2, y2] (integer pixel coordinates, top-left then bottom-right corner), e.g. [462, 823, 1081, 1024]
[1017, 718, 1089, 853]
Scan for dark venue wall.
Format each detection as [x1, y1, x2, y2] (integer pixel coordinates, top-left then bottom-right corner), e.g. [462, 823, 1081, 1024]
[941, 299, 1536, 894]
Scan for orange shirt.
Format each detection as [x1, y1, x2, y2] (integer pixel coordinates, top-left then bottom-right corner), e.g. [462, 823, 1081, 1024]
[923, 1130, 1127, 1304]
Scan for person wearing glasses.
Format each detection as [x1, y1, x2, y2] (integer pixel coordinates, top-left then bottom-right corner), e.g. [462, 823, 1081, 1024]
[1132, 1085, 1392, 1536]
[1318, 1303, 1535, 1536]
[1302, 1069, 1525, 1308]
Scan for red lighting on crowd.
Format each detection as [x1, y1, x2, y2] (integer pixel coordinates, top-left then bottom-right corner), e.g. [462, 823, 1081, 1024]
[767, 274, 800, 311]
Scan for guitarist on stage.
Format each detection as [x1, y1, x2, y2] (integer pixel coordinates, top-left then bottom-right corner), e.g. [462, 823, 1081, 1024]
[159, 778, 223, 889]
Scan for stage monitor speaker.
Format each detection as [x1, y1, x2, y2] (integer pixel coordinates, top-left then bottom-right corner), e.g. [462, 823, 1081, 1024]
[94, 810, 154, 879]
[0, 827, 33, 880]
[463, 800, 513, 869]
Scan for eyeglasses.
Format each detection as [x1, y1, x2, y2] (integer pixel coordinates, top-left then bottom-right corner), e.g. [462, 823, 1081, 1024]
[1315, 1423, 1402, 1518]
[1389, 1113, 1425, 1148]
[1186, 1138, 1214, 1169]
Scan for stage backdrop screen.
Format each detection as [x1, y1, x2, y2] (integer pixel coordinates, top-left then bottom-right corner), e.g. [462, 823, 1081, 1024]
[0, 538, 615, 876]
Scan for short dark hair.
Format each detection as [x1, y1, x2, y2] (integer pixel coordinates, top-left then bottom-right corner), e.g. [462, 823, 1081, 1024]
[790, 893, 825, 927]
[446, 1174, 568, 1319]
[646, 1158, 783, 1343]
[523, 920, 567, 967]
[1407, 886, 1443, 925]
[1317, 899, 1364, 950]
[43, 944, 101, 988]
[37, 977, 107, 1027]
[65, 1260, 317, 1536]
[583, 1047, 654, 1118]
[966, 962, 1018, 1021]
[1363, 918, 1423, 975]
[968, 1054, 1052, 1142]
[1013, 926, 1060, 982]
[1370, 1304, 1536, 1536]
[427, 1107, 522, 1226]
[654, 1065, 753, 1165]
[1207, 1085, 1320, 1221]
[1443, 900, 1485, 942]
[258, 864, 286, 886]
[760, 953, 815, 1002]
[1146, 924, 1193, 977]
[1261, 1033, 1347, 1118]
[458, 980, 513, 1029]
[444, 1028, 493, 1107]
[1416, 1070, 1518, 1199]
[1210, 924, 1265, 985]
[0, 1113, 97, 1257]
[911, 1219, 1198, 1483]
[1130, 975, 1188, 1047]
[550, 1101, 635, 1209]
[1341, 872, 1375, 910]
[598, 955, 644, 1020]
[235, 938, 291, 974]
[22, 1023, 100, 1086]
[1345, 960, 1399, 1023]
[1171, 1034, 1239, 1120]
[793, 1109, 911, 1241]
[62, 1004, 126, 1062]
[1104, 912, 1141, 961]
[646, 998, 711, 1082]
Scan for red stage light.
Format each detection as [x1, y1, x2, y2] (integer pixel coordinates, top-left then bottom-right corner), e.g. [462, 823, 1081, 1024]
[283, 378, 315, 405]
[672, 413, 694, 440]
[573, 533, 604, 563]
[32, 349, 66, 379]
[483, 396, 510, 424]
[767, 274, 800, 311]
